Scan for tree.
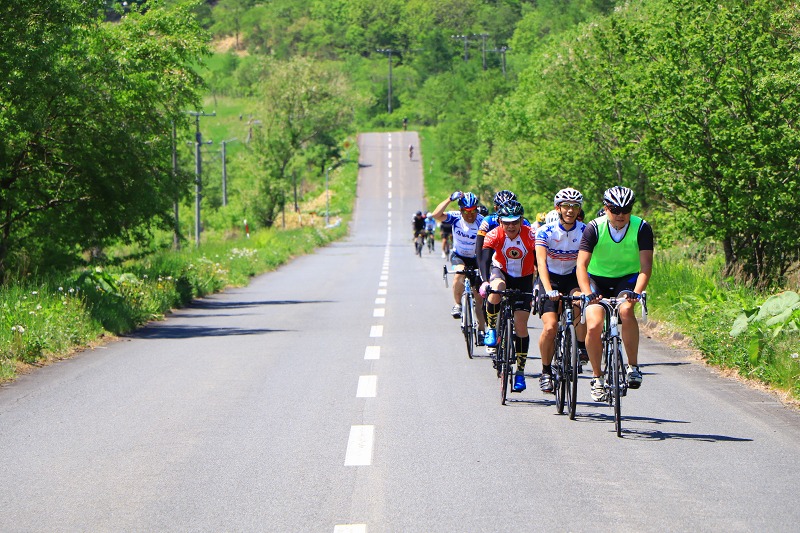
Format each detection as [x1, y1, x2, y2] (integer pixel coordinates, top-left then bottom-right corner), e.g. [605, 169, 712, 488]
[247, 57, 361, 227]
[0, 0, 208, 279]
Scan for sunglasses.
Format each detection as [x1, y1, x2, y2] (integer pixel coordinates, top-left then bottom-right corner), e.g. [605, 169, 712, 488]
[606, 205, 633, 215]
[559, 203, 581, 210]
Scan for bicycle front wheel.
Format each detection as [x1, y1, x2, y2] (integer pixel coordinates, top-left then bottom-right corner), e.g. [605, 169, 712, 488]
[610, 337, 622, 437]
[462, 291, 474, 359]
[567, 324, 579, 420]
[554, 332, 567, 415]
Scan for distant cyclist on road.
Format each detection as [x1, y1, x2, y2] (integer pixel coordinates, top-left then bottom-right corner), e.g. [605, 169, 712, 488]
[479, 200, 538, 393]
[424, 212, 437, 250]
[577, 186, 654, 401]
[432, 191, 485, 331]
[535, 188, 588, 394]
[412, 210, 426, 250]
[409, 144, 414, 160]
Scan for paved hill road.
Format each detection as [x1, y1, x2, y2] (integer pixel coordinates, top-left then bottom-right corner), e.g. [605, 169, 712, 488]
[1, 132, 799, 532]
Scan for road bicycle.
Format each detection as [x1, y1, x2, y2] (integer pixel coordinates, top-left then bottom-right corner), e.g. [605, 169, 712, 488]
[443, 267, 484, 359]
[590, 290, 647, 437]
[426, 230, 435, 253]
[414, 232, 424, 257]
[486, 287, 535, 406]
[549, 294, 584, 418]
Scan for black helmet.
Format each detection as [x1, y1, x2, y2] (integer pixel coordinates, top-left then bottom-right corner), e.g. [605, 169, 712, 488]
[493, 189, 517, 207]
[497, 200, 524, 221]
[603, 186, 635, 209]
[477, 204, 489, 216]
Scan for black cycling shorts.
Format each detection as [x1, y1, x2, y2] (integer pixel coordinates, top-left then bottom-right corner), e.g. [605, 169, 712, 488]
[539, 272, 580, 315]
[588, 273, 638, 298]
[490, 268, 534, 312]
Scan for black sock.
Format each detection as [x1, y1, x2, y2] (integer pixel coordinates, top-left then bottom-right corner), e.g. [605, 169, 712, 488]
[542, 364, 552, 375]
[577, 340, 586, 350]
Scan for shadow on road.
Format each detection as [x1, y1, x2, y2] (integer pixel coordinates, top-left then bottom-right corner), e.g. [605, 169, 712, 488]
[573, 411, 753, 442]
[188, 299, 331, 310]
[127, 325, 289, 339]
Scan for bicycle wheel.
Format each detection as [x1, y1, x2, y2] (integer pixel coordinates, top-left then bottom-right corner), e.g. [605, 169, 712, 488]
[462, 291, 474, 359]
[567, 324, 579, 420]
[501, 315, 515, 405]
[554, 332, 566, 414]
[415, 237, 422, 257]
[610, 337, 622, 437]
[499, 313, 511, 405]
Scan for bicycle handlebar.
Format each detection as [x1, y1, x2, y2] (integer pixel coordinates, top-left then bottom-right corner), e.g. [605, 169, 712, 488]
[443, 267, 482, 289]
[578, 290, 648, 323]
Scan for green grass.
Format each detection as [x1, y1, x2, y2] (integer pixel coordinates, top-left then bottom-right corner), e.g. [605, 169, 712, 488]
[0, 157, 355, 382]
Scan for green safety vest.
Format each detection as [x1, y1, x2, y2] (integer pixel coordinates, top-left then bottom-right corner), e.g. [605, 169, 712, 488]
[588, 215, 643, 278]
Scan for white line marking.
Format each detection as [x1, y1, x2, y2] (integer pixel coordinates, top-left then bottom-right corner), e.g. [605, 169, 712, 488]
[388, 161, 392, 168]
[334, 525, 367, 533]
[377, 288, 387, 295]
[378, 281, 387, 287]
[373, 308, 385, 317]
[369, 325, 383, 337]
[388, 191, 392, 199]
[375, 297, 386, 304]
[380, 275, 388, 280]
[344, 425, 374, 466]
[387, 202, 392, 209]
[387, 151, 391, 159]
[388, 171, 391, 178]
[357, 375, 377, 398]
[388, 180, 392, 188]
[364, 346, 380, 360]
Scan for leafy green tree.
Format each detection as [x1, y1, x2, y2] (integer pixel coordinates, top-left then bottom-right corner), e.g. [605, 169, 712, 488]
[247, 57, 361, 227]
[0, 0, 208, 279]
[626, 0, 800, 284]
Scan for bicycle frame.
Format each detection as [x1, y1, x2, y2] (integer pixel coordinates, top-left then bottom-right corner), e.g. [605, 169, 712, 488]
[443, 267, 484, 359]
[486, 287, 534, 406]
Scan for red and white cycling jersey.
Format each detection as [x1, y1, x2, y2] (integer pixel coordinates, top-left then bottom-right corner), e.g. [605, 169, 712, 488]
[483, 225, 537, 277]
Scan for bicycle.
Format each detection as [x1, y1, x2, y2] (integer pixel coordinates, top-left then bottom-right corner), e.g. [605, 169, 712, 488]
[588, 290, 648, 437]
[444, 267, 484, 359]
[414, 232, 424, 257]
[549, 294, 584, 418]
[426, 230, 435, 253]
[486, 287, 535, 406]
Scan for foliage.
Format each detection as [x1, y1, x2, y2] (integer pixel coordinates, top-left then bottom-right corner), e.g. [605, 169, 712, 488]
[0, 0, 209, 280]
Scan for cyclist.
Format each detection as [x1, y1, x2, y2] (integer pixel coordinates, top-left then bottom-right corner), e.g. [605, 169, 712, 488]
[402, 117, 408, 130]
[433, 192, 486, 332]
[532, 212, 547, 232]
[476, 190, 529, 255]
[409, 144, 414, 160]
[412, 210, 426, 251]
[577, 186, 654, 401]
[424, 212, 437, 250]
[440, 219, 453, 258]
[545, 209, 560, 226]
[479, 200, 538, 392]
[535, 188, 589, 393]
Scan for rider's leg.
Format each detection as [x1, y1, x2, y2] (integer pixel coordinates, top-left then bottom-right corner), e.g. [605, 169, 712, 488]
[585, 304, 605, 378]
[619, 300, 639, 366]
[539, 311, 558, 367]
[513, 310, 530, 372]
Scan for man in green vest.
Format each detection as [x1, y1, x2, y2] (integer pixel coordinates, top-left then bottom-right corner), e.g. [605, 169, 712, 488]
[576, 186, 654, 402]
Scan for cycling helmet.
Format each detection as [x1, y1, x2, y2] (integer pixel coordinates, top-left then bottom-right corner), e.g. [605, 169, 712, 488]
[545, 209, 560, 225]
[477, 205, 489, 216]
[497, 200, 524, 221]
[416, 211, 423, 216]
[603, 186, 635, 209]
[536, 212, 547, 224]
[493, 189, 517, 207]
[554, 187, 584, 207]
[426, 212, 433, 218]
[458, 192, 479, 210]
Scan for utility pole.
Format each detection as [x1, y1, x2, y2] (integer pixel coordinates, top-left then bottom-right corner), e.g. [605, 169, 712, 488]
[376, 48, 396, 114]
[473, 33, 490, 70]
[452, 34, 471, 61]
[221, 138, 237, 207]
[490, 46, 510, 77]
[187, 110, 215, 247]
[171, 120, 180, 250]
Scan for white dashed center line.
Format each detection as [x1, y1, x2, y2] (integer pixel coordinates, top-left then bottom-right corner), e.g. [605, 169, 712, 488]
[334, 524, 367, 533]
[373, 308, 385, 317]
[344, 425, 374, 466]
[356, 375, 377, 398]
[364, 346, 380, 360]
[369, 325, 383, 337]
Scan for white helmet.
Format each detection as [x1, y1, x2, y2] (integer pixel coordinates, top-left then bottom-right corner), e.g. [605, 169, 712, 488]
[545, 209, 560, 225]
[554, 187, 584, 207]
[603, 186, 635, 209]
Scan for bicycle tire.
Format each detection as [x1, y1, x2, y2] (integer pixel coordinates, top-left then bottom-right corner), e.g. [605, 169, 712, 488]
[555, 331, 567, 415]
[611, 336, 622, 437]
[567, 324, 579, 420]
[462, 290, 474, 359]
[500, 311, 511, 405]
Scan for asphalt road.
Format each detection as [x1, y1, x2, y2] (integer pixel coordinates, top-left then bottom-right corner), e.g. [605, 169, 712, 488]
[1, 132, 799, 532]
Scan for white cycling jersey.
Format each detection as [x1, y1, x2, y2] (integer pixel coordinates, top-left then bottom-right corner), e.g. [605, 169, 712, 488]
[535, 220, 587, 275]
[443, 211, 484, 258]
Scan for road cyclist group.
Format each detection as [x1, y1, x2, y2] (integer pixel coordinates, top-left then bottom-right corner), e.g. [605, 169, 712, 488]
[415, 185, 654, 435]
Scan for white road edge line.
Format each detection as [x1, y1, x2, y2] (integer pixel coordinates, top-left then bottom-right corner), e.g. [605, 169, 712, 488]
[334, 525, 367, 533]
